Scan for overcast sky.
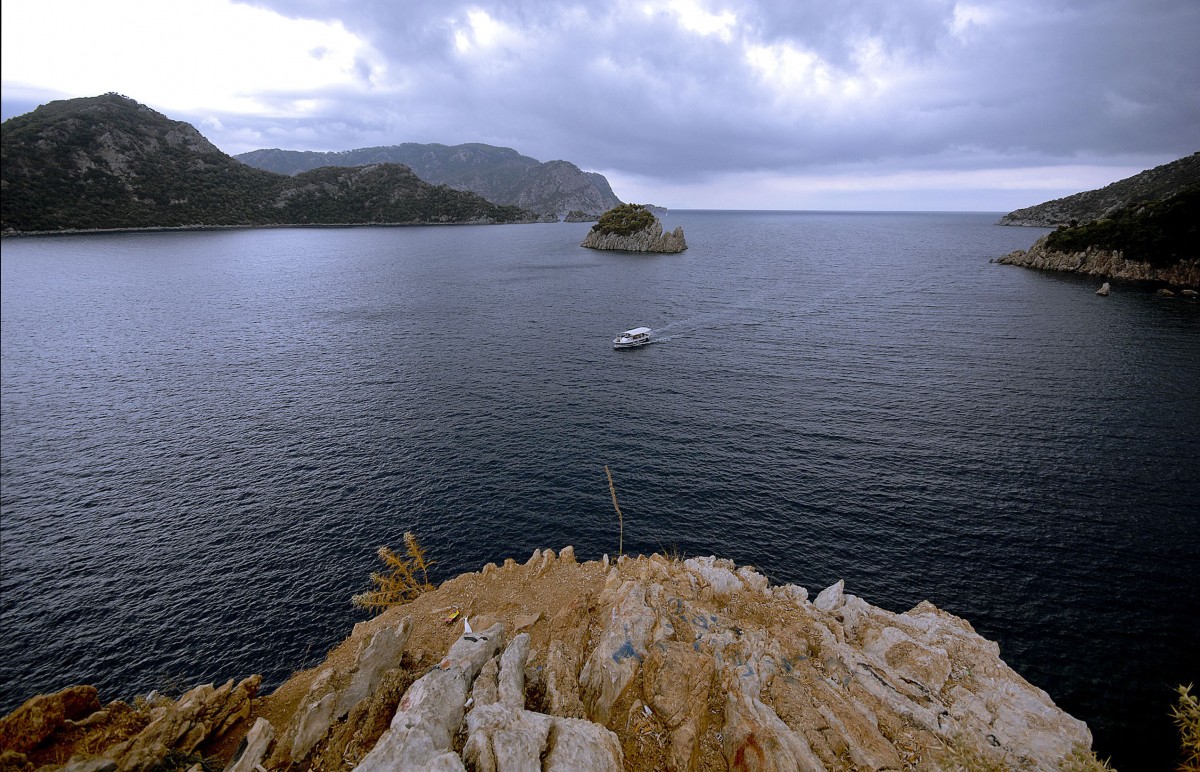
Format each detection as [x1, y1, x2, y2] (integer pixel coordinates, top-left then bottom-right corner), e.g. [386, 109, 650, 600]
[2, 0, 1197, 210]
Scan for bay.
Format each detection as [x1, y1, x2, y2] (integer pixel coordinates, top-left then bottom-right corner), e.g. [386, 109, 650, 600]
[2, 212, 1197, 769]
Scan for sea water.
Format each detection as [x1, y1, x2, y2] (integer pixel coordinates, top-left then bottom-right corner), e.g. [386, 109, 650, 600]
[2, 212, 1197, 769]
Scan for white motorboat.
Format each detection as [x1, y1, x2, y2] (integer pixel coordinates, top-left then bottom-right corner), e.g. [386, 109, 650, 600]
[613, 327, 651, 349]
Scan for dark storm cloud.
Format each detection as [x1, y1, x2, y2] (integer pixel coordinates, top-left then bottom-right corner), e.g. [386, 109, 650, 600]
[4, 0, 1196, 206]
[224, 0, 1197, 181]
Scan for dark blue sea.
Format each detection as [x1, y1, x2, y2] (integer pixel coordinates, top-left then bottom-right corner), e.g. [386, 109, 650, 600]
[2, 212, 1197, 769]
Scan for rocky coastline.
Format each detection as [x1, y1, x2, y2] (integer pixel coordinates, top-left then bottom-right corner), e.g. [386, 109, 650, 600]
[0, 549, 1101, 771]
[996, 234, 1200, 289]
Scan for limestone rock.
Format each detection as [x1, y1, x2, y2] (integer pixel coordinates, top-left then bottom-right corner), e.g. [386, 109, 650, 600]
[0, 685, 100, 754]
[6, 550, 1098, 771]
[996, 236, 1200, 288]
[541, 716, 623, 770]
[579, 581, 671, 724]
[543, 596, 592, 720]
[61, 758, 116, 772]
[464, 634, 623, 772]
[223, 716, 274, 772]
[353, 623, 504, 771]
[580, 205, 687, 253]
[814, 579, 846, 611]
[104, 675, 260, 772]
[683, 556, 744, 599]
[723, 683, 826, 771]
[282, 616, 413, 763]
[773, 583, 809, 605]
[1096, 281, 1110, 295]
[581, 220, 687, 253]
[642, 641, 713, 770]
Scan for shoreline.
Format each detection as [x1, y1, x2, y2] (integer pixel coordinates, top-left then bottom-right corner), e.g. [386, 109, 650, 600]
[0, 219, 557, 239]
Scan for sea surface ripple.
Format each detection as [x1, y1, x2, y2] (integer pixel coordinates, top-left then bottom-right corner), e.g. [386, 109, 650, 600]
[2, 212, 1197, 769]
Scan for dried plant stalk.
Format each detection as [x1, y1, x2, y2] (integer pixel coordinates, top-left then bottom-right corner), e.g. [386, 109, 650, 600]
[605, 465, 624, 557]
[1174, 683, 1200, 771]
[351, 531, 435, 612]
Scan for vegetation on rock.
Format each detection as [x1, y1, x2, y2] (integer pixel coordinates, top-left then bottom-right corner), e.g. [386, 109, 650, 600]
[1, 93, 534, 233]
[1000, 152, 1200, 227]
[237, 143, 622, 220]
[591, 203, 657, 236]
[1043, 185, 1200, 268]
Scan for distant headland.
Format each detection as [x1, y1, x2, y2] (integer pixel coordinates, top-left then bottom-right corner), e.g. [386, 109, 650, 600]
[994, 153, 1199, 289]
[0, 93, 623, 235]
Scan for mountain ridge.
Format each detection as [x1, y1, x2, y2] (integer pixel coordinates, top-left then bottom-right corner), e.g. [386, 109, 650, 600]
[236, 143, 623, 221]
[998, 152, 1200, 227]
[0, 94, 535, 234]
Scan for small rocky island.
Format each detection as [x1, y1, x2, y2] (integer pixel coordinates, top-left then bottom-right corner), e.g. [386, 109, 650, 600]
[581, 203, 687, 253]
[0, 549, 1102, 771]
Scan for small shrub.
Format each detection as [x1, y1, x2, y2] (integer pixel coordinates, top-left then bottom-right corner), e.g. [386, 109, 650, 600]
[351, 532, 435, 612]
[1044, 185, 1200, 267]
[592, 203, 656, 236]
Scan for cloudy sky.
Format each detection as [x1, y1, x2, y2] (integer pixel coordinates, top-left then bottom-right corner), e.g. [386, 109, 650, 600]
[2, 0, 1197, 210]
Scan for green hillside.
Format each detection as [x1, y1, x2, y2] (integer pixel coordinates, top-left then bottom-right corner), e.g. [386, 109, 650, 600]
[1, 94, 533, 234]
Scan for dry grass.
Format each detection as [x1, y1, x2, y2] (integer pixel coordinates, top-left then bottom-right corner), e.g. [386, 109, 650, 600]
[351, 532, 435, 612]
[1058, 742, 1114, 772]
[1174, 683, 1200, 772]
[930, 735, 1114, 772]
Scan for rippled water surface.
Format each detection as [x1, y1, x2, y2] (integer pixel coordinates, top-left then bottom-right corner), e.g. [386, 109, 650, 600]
[2, 213, 1198, 769]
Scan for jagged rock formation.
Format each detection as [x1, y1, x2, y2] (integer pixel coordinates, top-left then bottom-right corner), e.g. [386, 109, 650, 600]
[995, 234, 1200, 289]
[237, 144, 623, 222]
[999, 152, 1200, 227]
[0, 676, 260, 771]
[581, 204, 687, 253]
[0, 549, 1101, 771]
[0, 94, 535, 233]
[580, 219, 687, 252]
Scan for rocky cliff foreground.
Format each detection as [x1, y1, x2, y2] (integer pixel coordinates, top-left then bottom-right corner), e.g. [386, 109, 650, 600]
[996, 233, 1200, 289]
[0, 550, 1101, 771]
